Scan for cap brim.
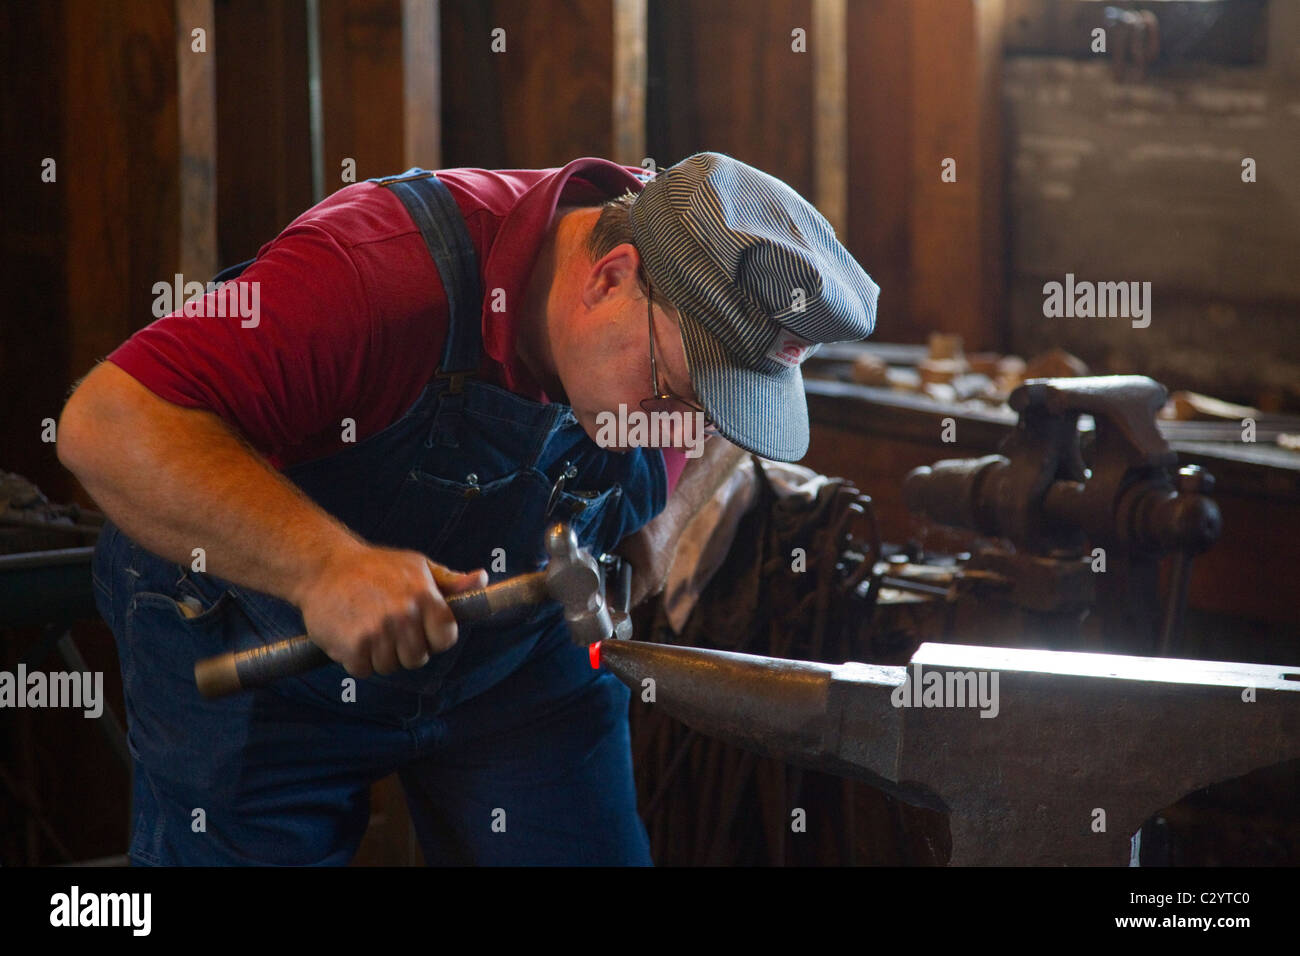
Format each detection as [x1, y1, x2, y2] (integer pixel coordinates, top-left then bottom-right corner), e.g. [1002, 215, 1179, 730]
[676, 308, 810, 462]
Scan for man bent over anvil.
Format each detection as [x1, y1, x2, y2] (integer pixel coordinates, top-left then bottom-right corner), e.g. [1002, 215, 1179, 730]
[56, 152, 879, 865]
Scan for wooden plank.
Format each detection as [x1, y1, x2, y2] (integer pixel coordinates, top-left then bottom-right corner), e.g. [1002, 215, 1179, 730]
[441, 0, 616, 169]
[439, 0, 505, 167]
[648, 0, 813, 193]
[908, 0, 1003, 351]
[846, 1, 1003, 349]
[319, 0, 405, 187]
[402, 0, 441, 169]
[811, 0, 846, 235]
[1274, 0, 1300, 80]
[612, 0, 647, 165]
[176, 0, 217, 282]
[0, 0, 174, 860]
[214, 0, 313, 266]
[64, 0, 180, 360]
[846, 0, 911, 342]
[1, 0, 71, 499]
[1179, 492, 1299, 627]
[974, 0, 1006, 350]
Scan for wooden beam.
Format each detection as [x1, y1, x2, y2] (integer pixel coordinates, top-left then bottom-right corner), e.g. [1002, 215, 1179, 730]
[1, 0, 71, 499]
[214, 0, 312, 265]
[441, 0, 617, 169]
[176, 0, 217, 282]
[402, 0, 441, 169]
[811, 0, 846, 235]
[647, 0, 814, 194]
[847, 1, 1003, 349]
[909, 0, 986, 348]
[847, 0, 912, 338]
[318, 0, 405, 188]
[64, 0, 179, 364]
[612, 0, 647, 165]
[974, 0, 1005, 348]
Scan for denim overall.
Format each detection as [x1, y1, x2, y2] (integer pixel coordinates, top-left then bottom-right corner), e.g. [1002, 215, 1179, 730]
[92, 169, 666, 865]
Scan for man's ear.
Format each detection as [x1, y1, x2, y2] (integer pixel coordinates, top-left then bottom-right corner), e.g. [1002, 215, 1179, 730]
[581, 244, 641, 309]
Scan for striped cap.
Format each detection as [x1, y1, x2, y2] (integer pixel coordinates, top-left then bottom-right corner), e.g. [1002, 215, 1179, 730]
[630, 152, 879, 461]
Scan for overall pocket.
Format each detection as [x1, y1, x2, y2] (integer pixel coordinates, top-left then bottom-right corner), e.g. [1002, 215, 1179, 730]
[123, 589, 243, 692]
[367, 467, 579, 573]
[120, 588, 250, 797]
[360, 465, 618, 696]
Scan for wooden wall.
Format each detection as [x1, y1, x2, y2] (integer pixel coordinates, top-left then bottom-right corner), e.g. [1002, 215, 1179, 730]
[2, 0, 1006, 864]
[442, 0, 618, 168]
[1, 1, 186, 861]
[648, 0, 814, 190]
[3, 0, 183, 505]
[213, 0, 314, 267]
[5, 0, 1004, 506]
[848, 0, 1005, 350]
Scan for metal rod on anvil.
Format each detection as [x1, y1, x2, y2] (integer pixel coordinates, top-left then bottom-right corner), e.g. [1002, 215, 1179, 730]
[598, 639, 1300, 866]
[598, 639, 930, 802]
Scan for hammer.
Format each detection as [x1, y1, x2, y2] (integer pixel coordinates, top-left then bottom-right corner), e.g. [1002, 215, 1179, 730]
[195, 522, 625, 698]
[597, 639, 1300, 865]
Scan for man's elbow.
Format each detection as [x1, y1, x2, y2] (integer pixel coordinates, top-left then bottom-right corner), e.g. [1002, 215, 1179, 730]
[56, 377, 104, 479]
[56, 363, 131, 481]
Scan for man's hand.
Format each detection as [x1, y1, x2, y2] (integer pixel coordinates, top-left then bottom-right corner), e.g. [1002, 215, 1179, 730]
[617, 437, 748, 606]
[58, 361, 493, 679]
[292, 543, 487, 677]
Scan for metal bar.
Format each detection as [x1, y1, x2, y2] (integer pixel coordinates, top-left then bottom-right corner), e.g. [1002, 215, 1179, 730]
[0, 547, 95, 571]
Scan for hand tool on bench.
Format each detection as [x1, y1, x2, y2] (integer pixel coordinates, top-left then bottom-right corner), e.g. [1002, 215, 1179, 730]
[195, 522, 624, 697]
[597, 637, 1300, 865]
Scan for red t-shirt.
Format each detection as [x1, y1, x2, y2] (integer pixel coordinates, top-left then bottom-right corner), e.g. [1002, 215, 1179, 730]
[107, 158, 686, 493]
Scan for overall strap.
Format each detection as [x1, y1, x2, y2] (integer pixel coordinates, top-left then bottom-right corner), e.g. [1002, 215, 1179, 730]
[370, 168, 484, 389]
[371, 168, 484, 447]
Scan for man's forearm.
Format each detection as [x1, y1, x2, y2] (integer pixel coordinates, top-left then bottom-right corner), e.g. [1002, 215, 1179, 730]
[57, 361, 364, 605]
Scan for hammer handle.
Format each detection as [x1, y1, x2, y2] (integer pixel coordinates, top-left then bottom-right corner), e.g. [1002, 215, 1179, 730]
[194, 571, 548, 698]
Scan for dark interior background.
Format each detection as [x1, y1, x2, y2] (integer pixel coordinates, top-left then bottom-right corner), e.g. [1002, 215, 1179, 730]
[2, 0, 1297, 864]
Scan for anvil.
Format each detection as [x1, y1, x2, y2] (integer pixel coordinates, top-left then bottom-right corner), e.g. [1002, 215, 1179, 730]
[599, 640, 1300, 865]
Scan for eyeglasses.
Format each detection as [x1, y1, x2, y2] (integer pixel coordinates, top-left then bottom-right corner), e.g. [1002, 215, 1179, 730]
[640, 280, 718, 435]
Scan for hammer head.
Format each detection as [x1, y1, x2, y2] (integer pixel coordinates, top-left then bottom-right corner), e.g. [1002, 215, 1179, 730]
[544, 522, 620, 645]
